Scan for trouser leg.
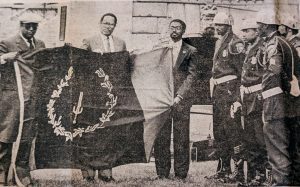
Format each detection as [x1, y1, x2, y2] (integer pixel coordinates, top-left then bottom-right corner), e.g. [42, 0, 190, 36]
[289, 116, 300, 185]
[15, 119, 36, 185]
[263, 118, 292, 185]
[173, 114, 190, 179]
[154, 117, 172, 178]
[213, 102, 231, 172]
[244, 112, 268, 179]
[0, 142, 12, 185]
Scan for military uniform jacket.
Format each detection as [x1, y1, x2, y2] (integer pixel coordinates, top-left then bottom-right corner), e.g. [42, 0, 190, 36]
[262, 31, 300, 120]
[241, 38, 264, 115]
[0, 34, 45, 143]
[289, 35, 300, 58]
[212, 31, 245, 102]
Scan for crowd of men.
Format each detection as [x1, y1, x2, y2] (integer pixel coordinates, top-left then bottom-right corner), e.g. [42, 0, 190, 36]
[0, 9, 299, 187]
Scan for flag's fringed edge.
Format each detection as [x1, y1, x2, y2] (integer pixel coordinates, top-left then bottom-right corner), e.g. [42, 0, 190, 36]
[46, 66, 118, 141]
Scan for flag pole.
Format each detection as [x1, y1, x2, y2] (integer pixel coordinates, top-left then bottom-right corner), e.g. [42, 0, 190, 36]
[7, 60, 26, 187]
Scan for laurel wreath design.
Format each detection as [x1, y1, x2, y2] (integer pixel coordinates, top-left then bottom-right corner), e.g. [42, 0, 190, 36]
[46, 66, 118, 141]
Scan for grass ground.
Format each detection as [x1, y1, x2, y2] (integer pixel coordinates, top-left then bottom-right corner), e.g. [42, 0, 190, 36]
[29, 161, 232, 187]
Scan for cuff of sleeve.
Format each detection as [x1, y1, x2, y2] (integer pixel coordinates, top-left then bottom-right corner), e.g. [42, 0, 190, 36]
[177, 94, 183, 100]
[0, 56, 6, 64]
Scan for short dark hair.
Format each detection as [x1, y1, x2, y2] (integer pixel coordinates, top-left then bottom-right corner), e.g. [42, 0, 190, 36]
[100, 13, 117, 25]
[170, 19, 186, 31]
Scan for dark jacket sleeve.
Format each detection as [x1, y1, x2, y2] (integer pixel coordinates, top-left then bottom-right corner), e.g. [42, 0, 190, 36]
[176, 48, 198, 99]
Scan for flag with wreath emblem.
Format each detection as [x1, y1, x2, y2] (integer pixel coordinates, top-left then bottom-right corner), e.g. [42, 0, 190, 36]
[32, 46, 146, 169]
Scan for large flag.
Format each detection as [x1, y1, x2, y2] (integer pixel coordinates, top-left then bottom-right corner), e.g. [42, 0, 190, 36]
[32, 46, 145, 169]
[31, 46, 173, 169]
[131, 47, 173, 160]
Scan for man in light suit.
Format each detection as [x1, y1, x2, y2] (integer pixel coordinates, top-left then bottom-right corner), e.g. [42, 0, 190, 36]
[153, 19, 197, 180]
[81, 13, 126, 182]
[0, 13, 45, 186]
[82, 13, 126, 53]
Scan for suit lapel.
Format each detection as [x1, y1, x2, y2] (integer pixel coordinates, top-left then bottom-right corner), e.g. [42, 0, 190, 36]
[33, 38, 42, 49]
[16, 35, 29, 51]
[174, 42, 188, 69]
[96, 34, 105, 52]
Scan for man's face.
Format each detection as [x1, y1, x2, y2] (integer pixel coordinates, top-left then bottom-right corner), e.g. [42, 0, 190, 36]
[215, 24, 229, 36]
[169, 21, 185, 41]
[204, 27, 215, 37]
[20, 22, 38, 39]
[257, 22, 267, 37]
[100, 16, 116, 36]
[278, 25, 288, 37]
[242, 28, 257, 43]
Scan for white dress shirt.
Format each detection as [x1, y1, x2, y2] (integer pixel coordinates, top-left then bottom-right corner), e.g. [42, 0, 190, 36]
[100, 33, 115, 52]
[171, 39, 182, 66]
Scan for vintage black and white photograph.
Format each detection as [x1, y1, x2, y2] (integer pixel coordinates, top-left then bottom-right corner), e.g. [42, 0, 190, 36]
[0, 0, 299, 186]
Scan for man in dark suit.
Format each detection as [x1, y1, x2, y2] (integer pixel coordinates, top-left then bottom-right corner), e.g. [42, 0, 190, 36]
[81, 13, 126, 182]
[153, 19, 197, 180]
[0, 13, 45, 186]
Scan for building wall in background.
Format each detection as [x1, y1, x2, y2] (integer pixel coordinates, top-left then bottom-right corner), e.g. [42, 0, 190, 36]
[0, 1, 298, 50]
[0, 3, 60, 48]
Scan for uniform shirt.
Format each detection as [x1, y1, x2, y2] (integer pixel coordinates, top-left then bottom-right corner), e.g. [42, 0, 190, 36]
[262, 31, 286, 91]
[288, 35, 300, 57]
[241, 37, 264, 87]
[212, 31, 244, 79]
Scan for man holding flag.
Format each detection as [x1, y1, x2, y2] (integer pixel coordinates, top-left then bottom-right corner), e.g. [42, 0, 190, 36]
[81, 13, 126, 182]
[153, 19, 197, 180]
[0, 13, 45, 186]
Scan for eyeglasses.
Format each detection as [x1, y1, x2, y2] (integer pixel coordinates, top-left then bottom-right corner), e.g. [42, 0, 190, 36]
[22, 23, 38, 30]
[170, 26, 182, 31]
[101, 22, 116, 27]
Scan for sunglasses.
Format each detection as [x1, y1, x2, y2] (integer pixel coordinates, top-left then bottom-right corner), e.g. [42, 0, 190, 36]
[22, 23, 38, 30]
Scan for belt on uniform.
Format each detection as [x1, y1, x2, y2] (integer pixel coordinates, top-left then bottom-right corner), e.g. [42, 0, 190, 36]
[262, 87, 283, 99]
[210, 75, 238, 98]
[240, 84, 262, 102]
[241, 84, 262, 94]
[211, 75, 238, 85]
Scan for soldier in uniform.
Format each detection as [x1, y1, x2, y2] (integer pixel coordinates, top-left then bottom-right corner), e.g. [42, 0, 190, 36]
[206, 12, 245, 183]
[256, 13, 300, 186]
[0, 13, 45, 186]
[231, 20, 269, 185]
[279, 18, 300, 57]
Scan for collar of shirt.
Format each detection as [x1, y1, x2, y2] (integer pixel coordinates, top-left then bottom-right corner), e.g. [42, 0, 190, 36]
[20, 33, 35, 48]
[100, 33, 115, 52]
[171, 39, 182, 48]
[171, 39, 182, 64]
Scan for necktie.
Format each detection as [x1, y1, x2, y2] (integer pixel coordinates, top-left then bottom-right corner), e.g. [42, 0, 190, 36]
[27, 38, 34, 49]
[105, 36, 111, 52]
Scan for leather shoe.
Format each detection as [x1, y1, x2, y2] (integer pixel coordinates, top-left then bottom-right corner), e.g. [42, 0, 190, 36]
[83, 176, 95, 183]
[98, 175, 115, 182]
[155, 175, 169, 180]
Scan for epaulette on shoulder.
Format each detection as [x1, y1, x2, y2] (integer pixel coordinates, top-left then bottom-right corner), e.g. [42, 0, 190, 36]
[266, 37, 278, 59]
[229, 36, 245, 54]
[290, 36, 300, 48]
